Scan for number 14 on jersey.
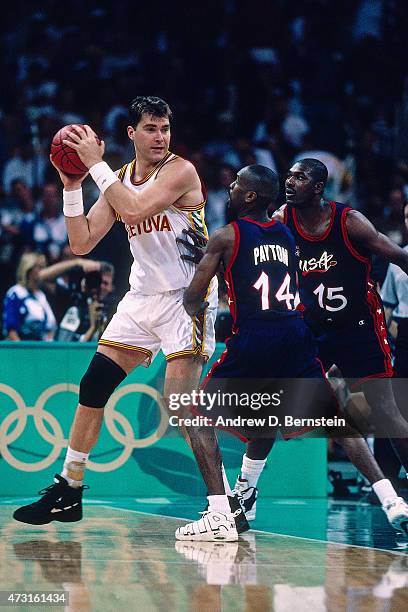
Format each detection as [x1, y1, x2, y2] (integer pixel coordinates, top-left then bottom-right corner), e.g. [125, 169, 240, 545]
[253, 271, 299, 311]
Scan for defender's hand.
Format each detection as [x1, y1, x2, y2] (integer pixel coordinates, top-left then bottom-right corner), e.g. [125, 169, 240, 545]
[176, 228, 207, 264]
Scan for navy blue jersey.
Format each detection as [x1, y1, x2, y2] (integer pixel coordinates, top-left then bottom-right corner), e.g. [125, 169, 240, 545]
[225, 218, 300, 329]
[284, 201, 384, 334]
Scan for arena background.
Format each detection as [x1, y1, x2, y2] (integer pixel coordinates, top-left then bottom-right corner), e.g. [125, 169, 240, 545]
[0, 0, 406, 484]
[0, 2, 408, 609]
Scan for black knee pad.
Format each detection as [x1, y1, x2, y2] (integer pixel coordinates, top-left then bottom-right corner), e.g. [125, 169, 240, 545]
[79, 352, 127, 408]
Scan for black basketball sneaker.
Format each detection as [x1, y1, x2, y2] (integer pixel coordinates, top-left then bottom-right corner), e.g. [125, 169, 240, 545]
[13, 475, 88, 525]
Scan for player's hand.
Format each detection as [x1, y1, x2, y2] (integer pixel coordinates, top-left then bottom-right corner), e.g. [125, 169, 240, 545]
[49, 155, 88, 189]
[176, 228, 207, 264]
[63, 124, 105, 169]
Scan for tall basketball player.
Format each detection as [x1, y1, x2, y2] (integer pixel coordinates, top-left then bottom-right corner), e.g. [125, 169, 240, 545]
[174, 165, 408, 541]
[13, 97, 245, 530]
[232, 159, 408, 534]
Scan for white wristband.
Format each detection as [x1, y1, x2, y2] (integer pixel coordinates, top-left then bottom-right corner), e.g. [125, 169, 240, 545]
[63, 188, 84, 217]
[89, 161, 119, 194]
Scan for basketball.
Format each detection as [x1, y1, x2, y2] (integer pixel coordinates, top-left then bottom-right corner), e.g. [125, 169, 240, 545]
[50, 124, 99, 176]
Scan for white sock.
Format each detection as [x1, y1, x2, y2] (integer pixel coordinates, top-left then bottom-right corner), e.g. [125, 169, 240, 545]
[241, 454, 267, 489]
[222, 464, 232, 496]
[372, 479, 398, 505]
[207, 494, 231, 515]
[61, 447, 89, 488]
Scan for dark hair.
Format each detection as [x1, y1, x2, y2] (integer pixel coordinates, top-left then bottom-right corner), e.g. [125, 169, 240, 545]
[242, 164, 280, 206]
[129, 96, 172, 127]
[297, 158, 328, 185]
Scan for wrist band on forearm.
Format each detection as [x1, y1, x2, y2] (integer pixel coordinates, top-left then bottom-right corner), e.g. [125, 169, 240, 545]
[89, 161, 119, 194]
[63, 188, 84, 217]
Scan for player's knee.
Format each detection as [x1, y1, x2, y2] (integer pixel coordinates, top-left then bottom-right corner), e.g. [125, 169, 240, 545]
[79, 352, 127, 408]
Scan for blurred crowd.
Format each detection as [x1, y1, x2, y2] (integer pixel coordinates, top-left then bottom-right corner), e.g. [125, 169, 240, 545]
[0, 0, 407, 341]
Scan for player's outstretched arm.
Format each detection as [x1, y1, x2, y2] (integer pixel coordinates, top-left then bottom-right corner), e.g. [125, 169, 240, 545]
[183, 226, 234, 316]
[63, 125, 200, 224]
[346, 210, 408, 274]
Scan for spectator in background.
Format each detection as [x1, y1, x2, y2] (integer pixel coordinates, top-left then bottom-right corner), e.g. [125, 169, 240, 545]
[382, 199, 408, 378]
[202, 115, 238, 164]
[2, 252, 56, 341]
[0, 179, 37, 244]
[379, 188, 407, 246]
[98, 261, 117, 323]
[375, 199, 408, 488]
[225, 137, 277, 174]
[2, 139, 46, 195]
[26, 183, 67, 261]
[206, 165, 234, 234]
[55, 261, 116, 342]
[0, 179, 36, 289]
[37, 252, 104, 325]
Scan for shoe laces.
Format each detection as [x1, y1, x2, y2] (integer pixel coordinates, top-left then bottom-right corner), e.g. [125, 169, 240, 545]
[38, 483, 60, 497]
[383, 496, 406, 510]
[38, 483, 89, 496]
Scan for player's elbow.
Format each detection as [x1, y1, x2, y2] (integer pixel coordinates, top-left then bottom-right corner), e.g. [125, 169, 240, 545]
[69, 237, 91, 256]
[121, 210, 143, 226]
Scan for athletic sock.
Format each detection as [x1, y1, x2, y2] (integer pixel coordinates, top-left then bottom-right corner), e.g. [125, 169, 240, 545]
[372, 479, 398, 505]
[207, 494, 231, 515]
[222, 464, 232, 496]
[61, 447, 89, 488]
[241, 454, 267, 489]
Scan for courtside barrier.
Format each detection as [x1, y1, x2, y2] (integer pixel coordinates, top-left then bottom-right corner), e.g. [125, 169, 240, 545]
[0, 343, 327, 497]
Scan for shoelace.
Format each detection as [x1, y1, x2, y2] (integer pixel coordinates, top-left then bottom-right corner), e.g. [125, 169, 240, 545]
[38, 483, 89, 496]
[38, 484, 60, 496]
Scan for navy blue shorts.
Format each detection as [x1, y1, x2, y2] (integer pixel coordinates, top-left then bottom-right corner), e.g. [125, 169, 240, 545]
[206, 316, 323, 379]
[199, 317, 338, 440]
[315, 316, 393, 383]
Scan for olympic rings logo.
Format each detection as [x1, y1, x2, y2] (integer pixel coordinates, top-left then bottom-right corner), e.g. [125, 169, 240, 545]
[0, 383, 169, 472]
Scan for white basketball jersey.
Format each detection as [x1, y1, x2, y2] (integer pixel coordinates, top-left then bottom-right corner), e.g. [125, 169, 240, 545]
[116, 152, 212, 295]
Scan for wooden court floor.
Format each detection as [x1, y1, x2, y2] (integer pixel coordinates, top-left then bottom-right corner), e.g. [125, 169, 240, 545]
[0, 498, 407, 611]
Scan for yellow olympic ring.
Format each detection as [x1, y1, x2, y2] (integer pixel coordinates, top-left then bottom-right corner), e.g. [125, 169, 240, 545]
[0, 383, 169, 473]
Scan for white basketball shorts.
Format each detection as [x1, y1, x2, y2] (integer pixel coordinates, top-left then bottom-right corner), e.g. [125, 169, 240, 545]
[99, 280, 218, 366]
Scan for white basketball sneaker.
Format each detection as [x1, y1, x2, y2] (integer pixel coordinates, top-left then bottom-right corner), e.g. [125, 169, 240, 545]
[382, 497, 408, 536]
[175, 511, 239, 541]
[232, 476, 258, 521]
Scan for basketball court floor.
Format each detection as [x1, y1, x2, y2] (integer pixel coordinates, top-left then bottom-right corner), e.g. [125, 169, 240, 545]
[1, 497, 407, 611]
